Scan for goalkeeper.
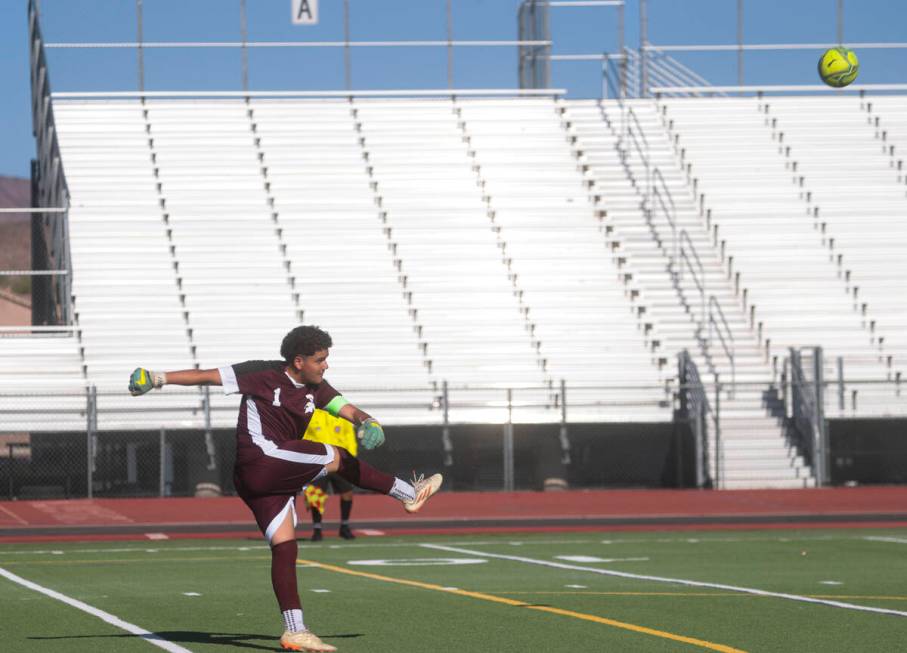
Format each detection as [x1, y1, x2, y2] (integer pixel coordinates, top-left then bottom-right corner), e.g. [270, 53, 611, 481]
[128, 325, 441, 653]
[302, 409, 359, 541]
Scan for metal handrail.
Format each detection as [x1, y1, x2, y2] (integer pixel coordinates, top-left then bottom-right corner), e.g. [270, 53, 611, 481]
[788, 349, 819, 479]
[52, 88, 567, 99]
[708, 295, 735, 395]
[679, 229, 706, 327]
[678, 350, 712, 488]
[602, 53, 624, 103]
[47, 39, 552, 49]
[646, 41, 907, 53]
[651, 167, 675, 264]
[652, 84, 907, 95]
[644, 47, 724, 95]
[624, 107, 651, 207]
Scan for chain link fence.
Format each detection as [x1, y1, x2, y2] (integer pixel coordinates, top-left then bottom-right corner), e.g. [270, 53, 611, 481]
[0, 382, 679, 499]
[3, 371, 904, 499]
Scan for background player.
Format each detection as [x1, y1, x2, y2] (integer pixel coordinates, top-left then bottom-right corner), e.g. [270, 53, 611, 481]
[129, 325, 442, 653]
[303, 408, 358, 541]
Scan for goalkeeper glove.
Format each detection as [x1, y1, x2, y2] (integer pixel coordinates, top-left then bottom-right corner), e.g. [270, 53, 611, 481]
[128, 368, 166, 396]
[357, 418, 385, 450]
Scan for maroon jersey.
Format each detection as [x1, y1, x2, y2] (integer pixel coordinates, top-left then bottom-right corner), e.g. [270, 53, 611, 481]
[219, 360, 343, 465]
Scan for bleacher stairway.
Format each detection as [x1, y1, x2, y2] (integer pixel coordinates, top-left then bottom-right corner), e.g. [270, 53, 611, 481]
[563, 99, 813, 488]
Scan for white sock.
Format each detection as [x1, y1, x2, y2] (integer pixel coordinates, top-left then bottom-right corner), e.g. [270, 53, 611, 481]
[282, 608, 305, 633]
[389, 477, 416, 502]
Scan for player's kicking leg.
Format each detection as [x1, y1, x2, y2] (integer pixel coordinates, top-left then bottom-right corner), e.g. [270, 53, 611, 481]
[322, 444, 442, 513]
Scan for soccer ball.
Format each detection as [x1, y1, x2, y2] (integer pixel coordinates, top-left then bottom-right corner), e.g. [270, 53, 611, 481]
[818, 47, 859, 88]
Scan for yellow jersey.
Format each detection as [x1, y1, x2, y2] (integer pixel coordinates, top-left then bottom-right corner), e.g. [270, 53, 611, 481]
[302, 408, 358, 457]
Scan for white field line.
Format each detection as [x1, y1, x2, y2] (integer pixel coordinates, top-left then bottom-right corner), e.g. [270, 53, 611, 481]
[0, 535, 849, 557]
[0, 567, 193, 652]
[864, 536, 907, 545]
[422, 544, 907, 618]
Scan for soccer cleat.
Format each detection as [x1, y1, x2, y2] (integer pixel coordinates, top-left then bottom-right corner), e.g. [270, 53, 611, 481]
[403, 473, 443, 513]
[338, 525, 355, 540]
[280, 629, 336, 652]
[310, 529, 323, 542]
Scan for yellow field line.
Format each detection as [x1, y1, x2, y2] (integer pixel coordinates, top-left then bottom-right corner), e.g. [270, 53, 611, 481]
[299, 558, 748, 653]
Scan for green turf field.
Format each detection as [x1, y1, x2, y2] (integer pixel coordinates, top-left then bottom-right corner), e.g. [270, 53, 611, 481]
[2, 529, 907, 652]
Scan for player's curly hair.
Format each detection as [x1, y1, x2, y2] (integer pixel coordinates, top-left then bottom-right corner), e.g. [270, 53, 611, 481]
[280, 325, 333, 362]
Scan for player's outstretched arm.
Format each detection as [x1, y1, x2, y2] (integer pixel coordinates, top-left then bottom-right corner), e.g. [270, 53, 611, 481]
[338, 403, 385, 450]
[128, 368, 222, 396]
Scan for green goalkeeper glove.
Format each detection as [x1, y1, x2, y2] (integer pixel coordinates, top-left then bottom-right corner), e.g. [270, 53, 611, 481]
[128, 368, 165, 396]
[357, 418, 385, 450]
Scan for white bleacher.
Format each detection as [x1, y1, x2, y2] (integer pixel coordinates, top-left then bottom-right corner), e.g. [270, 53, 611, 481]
[31, 93, 903, 443]
[762, 96, 907, 396]
[661, 96, 905, 420]
[460, 98, 670, 421]
[354, 98, 550, 415]
[144, 100, 298, 367]
[250, 99, 436, 423]
[0, 333, 85, 432]
[53, 101, 195, 405]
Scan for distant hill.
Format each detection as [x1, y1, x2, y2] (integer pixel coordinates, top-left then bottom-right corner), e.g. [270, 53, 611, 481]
[0, 175, 30, 270]
[0, 176, 31, 324]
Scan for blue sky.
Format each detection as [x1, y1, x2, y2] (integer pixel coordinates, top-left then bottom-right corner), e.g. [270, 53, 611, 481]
[2, 0, 905, 179]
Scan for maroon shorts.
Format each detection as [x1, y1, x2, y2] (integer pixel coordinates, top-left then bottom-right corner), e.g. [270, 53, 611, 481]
[233, 439, 335, 540]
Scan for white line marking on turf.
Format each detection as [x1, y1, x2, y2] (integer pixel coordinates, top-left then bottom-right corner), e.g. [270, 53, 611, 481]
[182, 592, 201, 596]
[422, 544, 907, 618]
[820, 581, 843, 586]
[865, 536, 907, 545]
[348, 557, 487, 567]
[0, 566, 192, 652]
[0, 535, 849, 557]
[556, 556, 649, 563]
[566, 584, 588, 589]
[310, 589, 331, 593]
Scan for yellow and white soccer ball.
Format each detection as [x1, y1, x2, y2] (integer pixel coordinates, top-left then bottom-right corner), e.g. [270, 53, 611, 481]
[818, 47, 859, 88]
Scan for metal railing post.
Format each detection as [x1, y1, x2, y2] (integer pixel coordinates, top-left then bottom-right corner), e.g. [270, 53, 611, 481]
[837, 355, 845, 411]
[441, 380, 452, 466]
[736, 0, 744, 88]
[714, 376, 721, 489]
[240, 0, 249, 92]
[639, 0, 648, 97]
[506, 389, 515, 489]
[136, 0, 144, 92]
[558, 379, 571, 465]
[159, 428, 166, 497]
[202, 385, 217, 471]
[344, 0, 351, 90]
[814, 347, 827, 486]
[86, 384, 97, 498]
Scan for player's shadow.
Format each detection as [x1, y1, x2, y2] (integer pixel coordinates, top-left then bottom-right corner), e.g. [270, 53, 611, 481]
[30, 631, 362, 650]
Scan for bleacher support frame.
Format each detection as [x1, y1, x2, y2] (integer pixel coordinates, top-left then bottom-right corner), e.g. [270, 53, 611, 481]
[27, 0, 72, 327]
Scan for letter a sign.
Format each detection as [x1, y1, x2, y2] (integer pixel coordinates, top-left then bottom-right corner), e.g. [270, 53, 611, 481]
[292, 0, 318, 25]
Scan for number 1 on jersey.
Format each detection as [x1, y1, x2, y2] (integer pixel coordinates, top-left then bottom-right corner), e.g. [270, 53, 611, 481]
[272, 388, 282, 406]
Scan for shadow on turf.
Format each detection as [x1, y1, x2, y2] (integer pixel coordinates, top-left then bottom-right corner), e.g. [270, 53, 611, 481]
[30, 631, 363, 649]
